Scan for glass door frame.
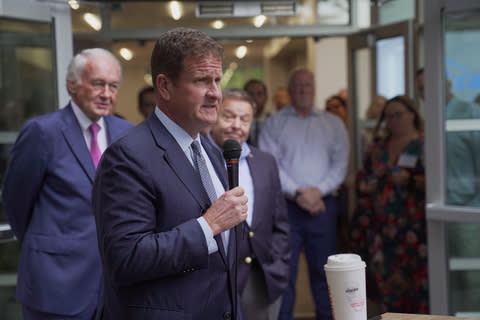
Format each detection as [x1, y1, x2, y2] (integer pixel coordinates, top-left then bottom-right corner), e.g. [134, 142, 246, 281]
[0, 0, 73, 108]
[347, 20, 415, 173]
[0, 0, 73, 239]
[424, 0, 480, 315]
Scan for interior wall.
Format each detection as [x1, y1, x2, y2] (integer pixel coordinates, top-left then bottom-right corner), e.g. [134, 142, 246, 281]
[115, 60, 149, 124]
[265, 55, 290, 114]
[314, 37, 348, 109]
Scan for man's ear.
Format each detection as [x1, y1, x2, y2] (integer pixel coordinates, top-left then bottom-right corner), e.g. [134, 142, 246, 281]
[156, 74, 171, 101]
[67, 80, 77, 94]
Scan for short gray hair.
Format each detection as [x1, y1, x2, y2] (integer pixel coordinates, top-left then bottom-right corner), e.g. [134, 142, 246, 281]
[222, 88, 256, 112]
[66, 48, 122, 84]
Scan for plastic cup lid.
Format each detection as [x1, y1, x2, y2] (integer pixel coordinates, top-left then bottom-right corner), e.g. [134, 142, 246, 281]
[324, 253, 366, 271]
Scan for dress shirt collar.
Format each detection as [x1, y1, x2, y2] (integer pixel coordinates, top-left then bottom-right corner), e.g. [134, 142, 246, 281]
[283, 105, 321, 118]
[154, 107, 198, 152]
[70, 100, 105, 131]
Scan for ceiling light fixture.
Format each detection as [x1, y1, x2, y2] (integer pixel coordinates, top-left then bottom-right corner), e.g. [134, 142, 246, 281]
[83, 13, 102, 31]
[68, 0, 79, 10]
[235, 46, 247, 59]
[169, 1, 183, 21]
[211, 20, 225, 29]
[144, 74, 153, 87]
[119, 48, 133, 61]
[253, 15, 267, 28]
[220, 62, 238, 88]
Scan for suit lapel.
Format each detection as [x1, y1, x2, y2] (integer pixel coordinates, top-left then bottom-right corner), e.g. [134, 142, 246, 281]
[151, 119, 211, 207]
[147, 115, 231, 265]
[104, 115, 116, 144]
[202, 136, 228, 190]
[60, 105, 96, 182]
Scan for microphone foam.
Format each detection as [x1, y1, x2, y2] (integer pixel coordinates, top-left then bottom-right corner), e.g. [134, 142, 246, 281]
[222, 139, 242, 160]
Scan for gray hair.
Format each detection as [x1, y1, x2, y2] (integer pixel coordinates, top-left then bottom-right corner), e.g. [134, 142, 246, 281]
[66, 48, 122, 85]
[222, 88, 256, 112]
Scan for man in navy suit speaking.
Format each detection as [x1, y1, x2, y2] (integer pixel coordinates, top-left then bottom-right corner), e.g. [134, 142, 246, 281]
[92, 28, 248, 320]
[2, 48, 133, 319]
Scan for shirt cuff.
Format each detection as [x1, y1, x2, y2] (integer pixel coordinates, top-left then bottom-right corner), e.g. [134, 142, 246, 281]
[197, 217, 218, 254]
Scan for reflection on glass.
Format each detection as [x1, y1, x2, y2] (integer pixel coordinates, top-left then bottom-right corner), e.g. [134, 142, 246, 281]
[0, 18, 55, 277]
[445, 9, 480, 318]
[376, 36, 405, 99]
[448, 222, 480, 317]
[444, 10, 480, 207]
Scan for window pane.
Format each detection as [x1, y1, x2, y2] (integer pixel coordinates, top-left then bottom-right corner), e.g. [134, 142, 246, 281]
[376, 36, 405, 99]
[0, 17, 56, 270]
[445, 9, 480, 318]
[444, 10, 480, 207]
[378, 0, 415, 26]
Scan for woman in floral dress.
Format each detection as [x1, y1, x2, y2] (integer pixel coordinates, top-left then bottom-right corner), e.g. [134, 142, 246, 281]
[350, 95, 428, 314]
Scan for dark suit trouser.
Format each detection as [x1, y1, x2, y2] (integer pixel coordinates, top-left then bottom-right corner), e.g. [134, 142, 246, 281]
[22, 304, 96, 320]
[278, 196, 337, 320]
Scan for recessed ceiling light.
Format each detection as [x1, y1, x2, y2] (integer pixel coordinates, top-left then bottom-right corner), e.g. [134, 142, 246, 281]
[144, 74, 153, 86]
[211, 20, 225, 29]
[253, 15, 266, 28]
[119, 48, 133, 61]
[235, 46, 247, 59]
[169, 1, 183, 21]
[68, 0, 79, 10]
[83, 13, 101, 31]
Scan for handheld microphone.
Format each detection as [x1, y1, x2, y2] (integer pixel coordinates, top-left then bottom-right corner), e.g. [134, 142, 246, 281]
[222, 139, 242, 190]
[222, 138, 242, 320]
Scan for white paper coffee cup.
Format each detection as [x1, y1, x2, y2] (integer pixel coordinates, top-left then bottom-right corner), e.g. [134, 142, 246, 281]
[324, 253, 367, 320]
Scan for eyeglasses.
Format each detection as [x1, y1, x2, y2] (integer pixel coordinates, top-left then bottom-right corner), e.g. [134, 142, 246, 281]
[89, 80, 120, 94]
[384, 111, 406, 121]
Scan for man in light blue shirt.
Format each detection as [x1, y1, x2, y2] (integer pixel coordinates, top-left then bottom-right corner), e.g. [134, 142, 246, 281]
[259, 68, 349, 320]
[206, 88, 290, 320]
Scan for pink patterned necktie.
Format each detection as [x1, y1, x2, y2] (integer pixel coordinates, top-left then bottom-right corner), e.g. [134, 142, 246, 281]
[89, 123, 101, 169]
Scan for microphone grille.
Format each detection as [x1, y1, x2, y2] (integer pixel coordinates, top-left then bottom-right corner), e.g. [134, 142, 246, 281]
[222, 139, 242, 160]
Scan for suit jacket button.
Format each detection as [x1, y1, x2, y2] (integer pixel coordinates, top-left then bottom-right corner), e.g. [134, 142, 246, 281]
[224, 312, 231, 320]
[244, 256, 252, 264]
[249, 231, 254, 238]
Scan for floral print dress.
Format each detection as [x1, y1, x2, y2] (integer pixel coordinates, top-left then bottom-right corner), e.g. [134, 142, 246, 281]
[350, 135, 428, 314]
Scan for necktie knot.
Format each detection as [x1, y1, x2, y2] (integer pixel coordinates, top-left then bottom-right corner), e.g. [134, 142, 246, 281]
[89, 123, 99, 137]
[89, 123, 101, 169]
[191, 140, 202, 157]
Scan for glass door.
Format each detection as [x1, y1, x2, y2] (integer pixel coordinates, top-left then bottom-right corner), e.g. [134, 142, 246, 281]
[425, 0, 480, 317]
[0, 1, 72, 319]
[348, 20, 414, 173]
[347, 20, 416, 318]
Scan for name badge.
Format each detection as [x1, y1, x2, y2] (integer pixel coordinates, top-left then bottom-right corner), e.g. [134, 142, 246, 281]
[397, 153, 418, 168]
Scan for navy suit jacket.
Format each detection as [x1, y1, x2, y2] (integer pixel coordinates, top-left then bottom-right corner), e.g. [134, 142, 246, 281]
[219, 145, 290, 302]
[2, 104, 133, 316]
[92, 113, 237, 320]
